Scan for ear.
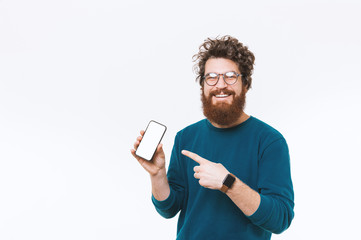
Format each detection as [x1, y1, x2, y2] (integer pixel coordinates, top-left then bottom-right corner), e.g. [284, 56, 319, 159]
[200, 82, 204, 92]
[243, 76, 250, 91]
[242, 82, 249, 94]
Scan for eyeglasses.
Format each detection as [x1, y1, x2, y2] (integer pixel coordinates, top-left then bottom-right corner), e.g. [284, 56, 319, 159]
[203, 71, 242, 86]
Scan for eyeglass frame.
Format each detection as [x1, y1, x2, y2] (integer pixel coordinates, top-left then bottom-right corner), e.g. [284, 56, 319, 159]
[202, 71, 243, 86]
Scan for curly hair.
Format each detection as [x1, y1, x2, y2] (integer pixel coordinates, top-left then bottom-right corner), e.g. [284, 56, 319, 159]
[193, 35, 255, 90]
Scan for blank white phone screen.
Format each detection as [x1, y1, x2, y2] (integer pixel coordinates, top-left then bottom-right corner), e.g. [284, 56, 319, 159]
[136, 121, 166, 161]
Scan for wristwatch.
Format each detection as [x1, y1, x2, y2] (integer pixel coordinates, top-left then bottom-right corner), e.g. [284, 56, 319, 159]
[220, 173, 236, 193]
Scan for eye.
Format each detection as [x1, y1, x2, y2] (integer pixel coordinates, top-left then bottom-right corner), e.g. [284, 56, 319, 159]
[225, 72, 237, 78]
[207, 73, 218, 79]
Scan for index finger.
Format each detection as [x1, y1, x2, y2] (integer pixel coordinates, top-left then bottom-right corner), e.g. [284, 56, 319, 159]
[181, 150, 207, 165]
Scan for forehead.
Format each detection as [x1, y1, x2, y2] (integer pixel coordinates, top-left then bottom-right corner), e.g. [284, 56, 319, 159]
[204, 58, 239, 73]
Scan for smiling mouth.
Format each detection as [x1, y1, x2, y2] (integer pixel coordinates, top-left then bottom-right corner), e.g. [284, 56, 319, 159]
[215, 94, 231, 98]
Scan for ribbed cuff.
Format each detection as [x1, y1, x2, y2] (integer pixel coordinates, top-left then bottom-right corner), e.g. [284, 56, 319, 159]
[151, 190, 175, 211]
[247, 194, 273, 225]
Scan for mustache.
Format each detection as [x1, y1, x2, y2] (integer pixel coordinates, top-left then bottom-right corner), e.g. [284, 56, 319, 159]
[210, 89, 235, 96]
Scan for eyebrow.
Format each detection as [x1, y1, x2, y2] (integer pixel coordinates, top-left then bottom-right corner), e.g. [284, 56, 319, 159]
[205, 71, 239, 74]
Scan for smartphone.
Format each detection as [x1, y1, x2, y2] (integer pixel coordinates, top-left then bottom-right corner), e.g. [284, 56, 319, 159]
[135, 120, 167, 161]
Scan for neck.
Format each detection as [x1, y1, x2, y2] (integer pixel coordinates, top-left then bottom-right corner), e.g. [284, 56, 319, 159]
[209, 112, 250, 129]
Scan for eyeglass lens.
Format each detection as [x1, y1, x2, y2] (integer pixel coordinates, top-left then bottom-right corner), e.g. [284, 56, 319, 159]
[205, 72, 239, 86]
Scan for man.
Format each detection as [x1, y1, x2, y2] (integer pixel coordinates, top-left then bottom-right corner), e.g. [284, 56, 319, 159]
[131, 36, 294, 239]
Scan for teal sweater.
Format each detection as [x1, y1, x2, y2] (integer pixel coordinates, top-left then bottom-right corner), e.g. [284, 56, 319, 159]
[152, 117, 294, 239]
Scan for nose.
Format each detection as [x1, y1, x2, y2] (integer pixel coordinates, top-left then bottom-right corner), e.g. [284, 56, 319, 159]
[215, 74, 227, 88]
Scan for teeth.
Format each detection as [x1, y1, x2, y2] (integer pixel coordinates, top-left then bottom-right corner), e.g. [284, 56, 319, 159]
[215, 94, 229, 98]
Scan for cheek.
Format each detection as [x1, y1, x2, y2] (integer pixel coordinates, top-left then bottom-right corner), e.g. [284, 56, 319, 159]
[233, 85, 244, 96]
[235, 89, 242, 97]
[202, 87, 212, 97]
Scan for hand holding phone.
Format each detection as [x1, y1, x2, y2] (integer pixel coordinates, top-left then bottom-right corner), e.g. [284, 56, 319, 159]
[131, 121, 170, 200]
[135, 120, 167, 161]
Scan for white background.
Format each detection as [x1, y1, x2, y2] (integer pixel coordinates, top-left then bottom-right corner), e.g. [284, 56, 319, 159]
[1, 0, 360, 239]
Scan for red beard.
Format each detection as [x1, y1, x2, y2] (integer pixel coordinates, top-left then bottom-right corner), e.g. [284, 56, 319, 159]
[201, 87, 246, 126]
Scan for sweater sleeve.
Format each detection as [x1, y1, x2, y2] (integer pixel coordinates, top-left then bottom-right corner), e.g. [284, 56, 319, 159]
[152, 132, 186, 219]
[247, 137, 295, 234]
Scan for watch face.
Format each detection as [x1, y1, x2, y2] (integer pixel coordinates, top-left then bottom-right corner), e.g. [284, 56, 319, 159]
[223, 174, 236, 188]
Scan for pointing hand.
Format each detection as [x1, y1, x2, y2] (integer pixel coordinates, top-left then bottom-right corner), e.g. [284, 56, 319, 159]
[181, 150, 229, 190]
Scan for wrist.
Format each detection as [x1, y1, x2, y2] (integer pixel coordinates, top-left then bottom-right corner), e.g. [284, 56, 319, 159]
[150, 167, 167, 179]
[225, 178, 261, 216]
[220, 173, 236, 193]
[150, 168, 170, 201]
[148, 162, 165, 176]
